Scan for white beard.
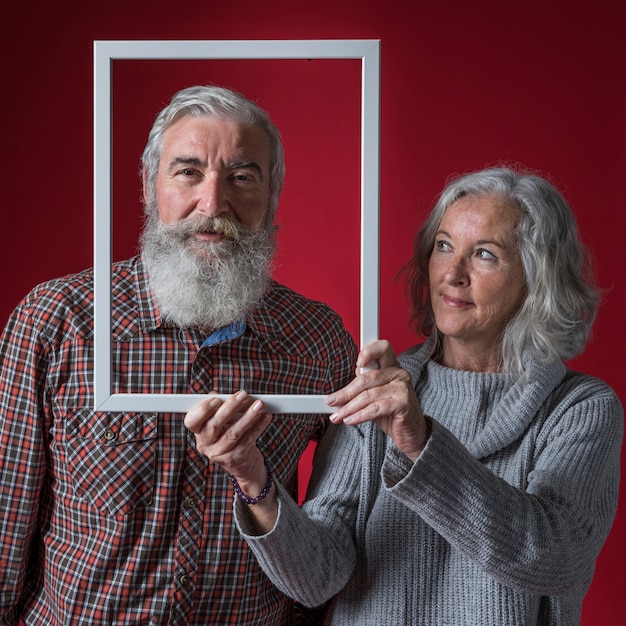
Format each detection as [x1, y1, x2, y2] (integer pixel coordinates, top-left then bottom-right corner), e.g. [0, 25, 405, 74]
[140, 213, 276, 333]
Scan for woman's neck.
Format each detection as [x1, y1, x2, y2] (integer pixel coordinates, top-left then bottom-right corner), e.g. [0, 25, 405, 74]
[436, 336, 503, 373]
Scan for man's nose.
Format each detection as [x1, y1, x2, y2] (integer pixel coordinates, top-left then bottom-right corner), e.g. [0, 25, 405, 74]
[198, 174, 229, 217]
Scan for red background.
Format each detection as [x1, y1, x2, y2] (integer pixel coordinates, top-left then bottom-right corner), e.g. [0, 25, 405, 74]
[1, 0, 624, 622]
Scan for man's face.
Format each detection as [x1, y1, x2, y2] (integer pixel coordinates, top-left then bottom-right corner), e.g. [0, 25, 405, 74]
[145, 115, 272, 243]
[140, 114, 276, 331]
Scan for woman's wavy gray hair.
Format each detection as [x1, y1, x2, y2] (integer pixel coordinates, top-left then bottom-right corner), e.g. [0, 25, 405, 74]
[403, 166, 600, 376]
[140, 85, 285, 230]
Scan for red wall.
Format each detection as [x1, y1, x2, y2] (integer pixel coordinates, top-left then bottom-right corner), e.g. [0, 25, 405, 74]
[1, 0, 624, 622]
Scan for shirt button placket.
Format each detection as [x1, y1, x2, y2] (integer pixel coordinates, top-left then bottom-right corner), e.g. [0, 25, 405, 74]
[169, 455, 207, 624]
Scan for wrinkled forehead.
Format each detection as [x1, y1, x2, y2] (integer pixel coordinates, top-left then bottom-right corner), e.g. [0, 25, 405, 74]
[160, 115, 272, 170]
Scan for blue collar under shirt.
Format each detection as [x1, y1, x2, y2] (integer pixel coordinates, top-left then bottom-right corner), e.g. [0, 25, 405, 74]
[201, 318, 247, 348]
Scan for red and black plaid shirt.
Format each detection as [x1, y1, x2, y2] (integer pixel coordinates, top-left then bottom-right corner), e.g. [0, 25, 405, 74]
[0, 256, 357, 625]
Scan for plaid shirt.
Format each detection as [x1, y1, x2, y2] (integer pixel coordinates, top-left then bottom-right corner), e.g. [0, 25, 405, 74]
[0, 256, 357, 625]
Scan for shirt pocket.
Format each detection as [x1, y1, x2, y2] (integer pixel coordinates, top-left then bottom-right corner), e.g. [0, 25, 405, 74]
[64, 408, 158, 517]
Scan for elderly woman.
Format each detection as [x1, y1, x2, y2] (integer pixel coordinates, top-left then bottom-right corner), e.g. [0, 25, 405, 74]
[186, 167, 623, 625]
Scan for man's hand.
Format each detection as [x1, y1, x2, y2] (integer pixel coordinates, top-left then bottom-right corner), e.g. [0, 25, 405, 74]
[184, 391, 273, 500]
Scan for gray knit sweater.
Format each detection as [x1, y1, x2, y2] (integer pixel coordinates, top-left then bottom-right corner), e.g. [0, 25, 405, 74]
[236, 342, 623, 625]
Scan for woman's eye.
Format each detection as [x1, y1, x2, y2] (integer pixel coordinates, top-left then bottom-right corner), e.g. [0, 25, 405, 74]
[477, 248, 496, 260]
[434, 239, 451, 252]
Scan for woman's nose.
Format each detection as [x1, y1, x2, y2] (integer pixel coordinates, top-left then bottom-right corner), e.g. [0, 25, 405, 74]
[444, 256, 468, 285]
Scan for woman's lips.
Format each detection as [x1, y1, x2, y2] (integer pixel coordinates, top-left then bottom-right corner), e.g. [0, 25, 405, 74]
[443, 294, 472, 308]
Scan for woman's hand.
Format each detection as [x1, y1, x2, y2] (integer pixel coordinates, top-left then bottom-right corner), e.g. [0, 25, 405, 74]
[326, 340, 431, 461]
[184, 391, 273, 501]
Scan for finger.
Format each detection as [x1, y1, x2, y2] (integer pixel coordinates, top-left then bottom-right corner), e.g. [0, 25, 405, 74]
[340, 391, 405, 426]
[326, 362, 402, 409]
[326, 373, 369, 409]
[218, 399, 270, 446]
[329, 385, 381, 424]
[184, 396, 223, 432]
[356, 339, 399, 371]
[329, 384, 405, 425]
[208, 409, 273, 469]
[329, 369, 413, 424]
[205, 391, 259, 441]
[185, 391, 258, 441]
[192, 396, 272, 463]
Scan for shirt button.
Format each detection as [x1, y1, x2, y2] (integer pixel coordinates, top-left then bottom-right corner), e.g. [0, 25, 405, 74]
[185, 497, 197, 509]
[103, 428, 116, 442]
[178, 573, 191, 586]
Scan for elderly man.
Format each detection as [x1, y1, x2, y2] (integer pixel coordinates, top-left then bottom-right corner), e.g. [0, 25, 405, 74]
[0, 86, 357, 625]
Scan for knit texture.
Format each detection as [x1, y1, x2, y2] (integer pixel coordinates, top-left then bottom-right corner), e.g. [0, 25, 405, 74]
[237, 341, 623, 625]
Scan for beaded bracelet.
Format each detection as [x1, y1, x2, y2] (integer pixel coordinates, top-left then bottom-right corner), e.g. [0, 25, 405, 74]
[229, 458, 274, 505]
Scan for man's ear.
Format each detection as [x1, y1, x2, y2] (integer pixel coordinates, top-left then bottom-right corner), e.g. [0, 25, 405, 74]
[142, 171, 150, 204]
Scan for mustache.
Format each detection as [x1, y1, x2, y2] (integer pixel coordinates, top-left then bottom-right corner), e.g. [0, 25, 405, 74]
[167, 216, 243, 241]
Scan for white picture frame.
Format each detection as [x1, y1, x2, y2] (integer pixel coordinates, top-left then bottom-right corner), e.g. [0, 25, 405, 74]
[93, 39, 380, 413]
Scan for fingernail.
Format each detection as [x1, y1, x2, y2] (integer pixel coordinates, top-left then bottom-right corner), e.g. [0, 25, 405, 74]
[326, 394, 337, 406]
[329, 413, 341, 423]
[252, 400, 263, 412]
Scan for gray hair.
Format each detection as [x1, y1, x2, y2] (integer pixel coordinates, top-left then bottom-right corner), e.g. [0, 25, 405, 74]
[403, 166, 600, 377]
[140, 85, 285, 228]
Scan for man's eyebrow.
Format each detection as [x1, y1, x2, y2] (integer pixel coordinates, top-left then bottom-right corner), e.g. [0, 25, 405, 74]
[228, 160, 265, 180]
[167, 156, 206, 172]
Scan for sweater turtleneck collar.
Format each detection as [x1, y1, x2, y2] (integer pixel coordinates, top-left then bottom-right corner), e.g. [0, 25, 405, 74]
[398, 337, 567, 458]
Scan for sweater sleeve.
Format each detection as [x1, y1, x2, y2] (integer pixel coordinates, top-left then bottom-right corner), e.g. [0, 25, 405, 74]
[382, 376, 623, 594]
[235, 423, 361, 607]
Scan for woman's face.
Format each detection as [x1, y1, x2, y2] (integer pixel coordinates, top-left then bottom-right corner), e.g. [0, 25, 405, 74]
[428, 194, 526, 368]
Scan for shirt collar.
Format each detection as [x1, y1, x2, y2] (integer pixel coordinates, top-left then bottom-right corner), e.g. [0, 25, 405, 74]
[110, 256, 160, 342]
[135, 254, 162, 334]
